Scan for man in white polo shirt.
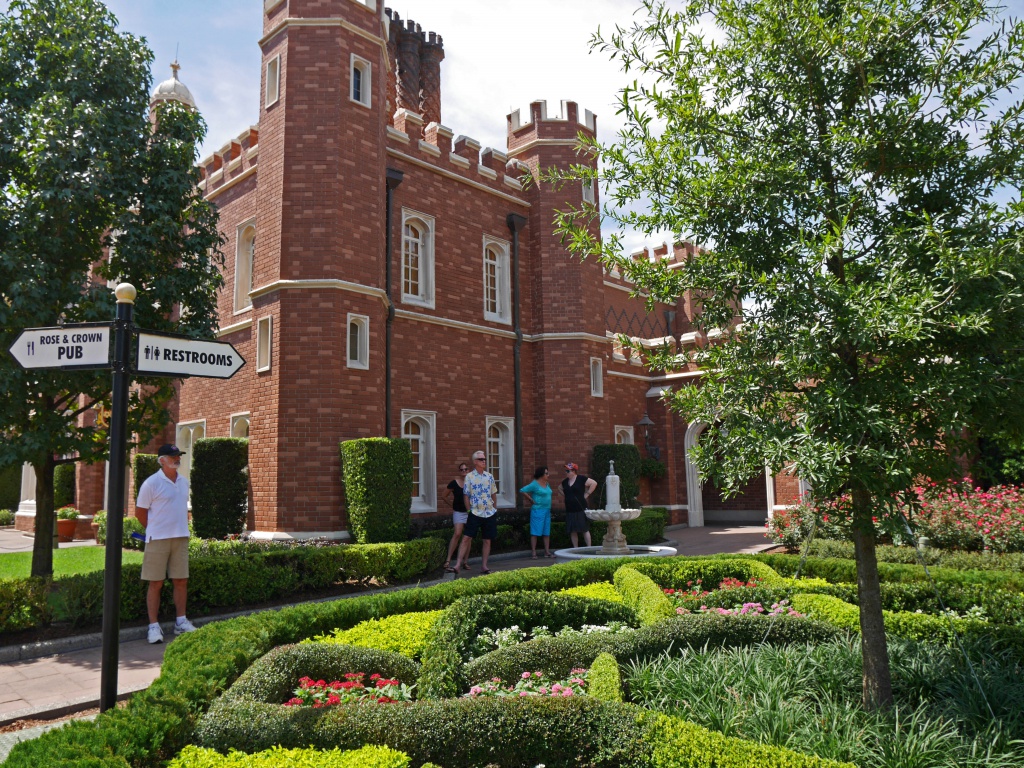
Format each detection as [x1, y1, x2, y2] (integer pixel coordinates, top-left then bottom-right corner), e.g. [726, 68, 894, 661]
[136, 444, 196, 643]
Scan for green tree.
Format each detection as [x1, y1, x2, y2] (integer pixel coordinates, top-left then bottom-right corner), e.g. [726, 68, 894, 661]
[557, 0, 1024, 708]
[0, 0, 223, 578]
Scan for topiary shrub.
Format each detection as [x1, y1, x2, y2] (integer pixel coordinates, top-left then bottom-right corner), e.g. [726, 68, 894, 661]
[341, 438, 412, 544]
[591, 444, 642, 508]
[631, 557, 786, 590]
[191, 438, 249, 539]
[588, 652, 622, 702]
[133, 453, 159, 499]
[54, 462, 76, 508]
[0, 463, 22, 509]
[614, 566, 676, 625]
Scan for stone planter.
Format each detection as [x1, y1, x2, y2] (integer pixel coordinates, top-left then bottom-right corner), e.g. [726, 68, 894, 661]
[56, 517, 77, 542]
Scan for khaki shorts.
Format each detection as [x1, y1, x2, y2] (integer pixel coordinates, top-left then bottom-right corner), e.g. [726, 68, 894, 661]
[141, 537, 190, 581]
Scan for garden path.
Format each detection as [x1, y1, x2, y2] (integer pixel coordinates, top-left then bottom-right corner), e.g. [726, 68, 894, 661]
[0, 522, 771, 760]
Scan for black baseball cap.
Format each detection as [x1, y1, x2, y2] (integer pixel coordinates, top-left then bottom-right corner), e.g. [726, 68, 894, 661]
[157, 444, 185, 457]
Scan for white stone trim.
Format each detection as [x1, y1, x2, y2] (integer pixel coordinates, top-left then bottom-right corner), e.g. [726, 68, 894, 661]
[590, 357, 604, 397]
[448, 153, 471, 168]
[346, 313, 370, 369]
[524, 331, 609, 344]
[481, 235, 511, 325]
[614, 425, 634, 445]
[216, 318, 253, 338]
[349, 53, 372, 108]
[260, 18, 388, 64]
[175, 419, 207, 481]
[765, 468, 775, 521]
[234, 218, 256, 313]
[386, 126, 410, 144]
[387, 148, 529, 207]
[249, 278, 388, 305]
[230, 412, 251, 438]
[684, 421, 709, 527]
[204, 165, 257, 201]
[18, 463, 36, 514]
[402, 409, 437, 513]
[477, 165, 498, 180]
[417, 140, 441, 157]
[395, 308, 516, 339]
[256, 316, 272, 372]
[265, 55, 281, 108]
[400, 208, 435, 309]
[507, 138, 581, 157]
[249, 529, 352, 542]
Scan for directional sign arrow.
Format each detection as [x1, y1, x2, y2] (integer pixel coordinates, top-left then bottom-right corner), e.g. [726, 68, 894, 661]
[136, 331, 245, 379]
[8, 323, 112, 370]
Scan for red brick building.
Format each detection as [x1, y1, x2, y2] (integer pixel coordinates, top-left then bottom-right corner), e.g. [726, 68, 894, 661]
[21, 0, 805, 539]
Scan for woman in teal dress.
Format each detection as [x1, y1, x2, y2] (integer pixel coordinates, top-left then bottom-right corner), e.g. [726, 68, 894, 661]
[520, 466, 554, 559]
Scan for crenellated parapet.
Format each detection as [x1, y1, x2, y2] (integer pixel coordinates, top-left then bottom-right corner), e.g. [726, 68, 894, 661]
[198, 126, 259, 198]
[506, 100, 597, 158]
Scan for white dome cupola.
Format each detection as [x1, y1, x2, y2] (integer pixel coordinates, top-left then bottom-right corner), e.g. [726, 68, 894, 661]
[150, 60, 196, 110]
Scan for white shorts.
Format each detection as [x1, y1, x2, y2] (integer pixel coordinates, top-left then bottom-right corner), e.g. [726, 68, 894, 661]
[453, 511, 469, 525]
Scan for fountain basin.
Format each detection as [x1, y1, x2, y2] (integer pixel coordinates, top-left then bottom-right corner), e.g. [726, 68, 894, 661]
[585, 507, 643, 523]
[554, 544, 677, 563]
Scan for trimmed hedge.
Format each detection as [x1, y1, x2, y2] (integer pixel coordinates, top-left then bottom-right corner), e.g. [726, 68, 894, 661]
[0, 463, 20, 510]
[0, 577, 50, 632]
[220, 643, 419, 706]
[592, 444, 642, 508]
[630, 556, 787, 589]
[803, 538, 1024, 571]
[614, 566, 676, 624]
[588, 652, 623, 702]
[417, 590, 637, 699]
[641, 712, 855, 768]
[133, 453, 160, 499]
[170, 745, 414, 768]
[94, 510, 146, 551]
[790, 593, 1024, 654]
[464, 612, 842, 685]
[198, 696, 650, 767]
[560, 581, 624, 603]
[341, 438, 412, 544]
[191, 438, 249, 539]
[54, 462, 76, 508]
[309, 610, 443, 659]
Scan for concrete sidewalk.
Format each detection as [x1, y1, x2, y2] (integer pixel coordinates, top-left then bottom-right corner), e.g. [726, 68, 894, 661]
[0, 524, 771, 729]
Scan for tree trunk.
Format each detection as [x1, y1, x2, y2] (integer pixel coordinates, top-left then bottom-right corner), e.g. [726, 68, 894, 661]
[851, 484, 893, 709]
[31, 455, 57, 578]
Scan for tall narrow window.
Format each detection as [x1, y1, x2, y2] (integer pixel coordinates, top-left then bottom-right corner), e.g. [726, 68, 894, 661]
[347, 313, 369, 369]
[230, 413, 251, 438]
[350, 54, 371, 107]
[234, 222, 255, 312]
[175, 420, 205, 480]
[265, 55, 281, 108]
[256, 316, 272, 372]
[590, 357, 603, 397]
[482, 237, 511, 324]
[401, 209, 435, 307]
[582, 177, 597, 205]
[402, 410, 436, 511]
[485, 417, 515, 507]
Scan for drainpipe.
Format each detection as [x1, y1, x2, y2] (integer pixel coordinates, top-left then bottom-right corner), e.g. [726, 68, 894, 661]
[507, 213, 528, 510]
[385, 168, 404, 438]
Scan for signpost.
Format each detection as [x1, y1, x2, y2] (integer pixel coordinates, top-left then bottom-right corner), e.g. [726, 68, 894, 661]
[6, 284, 246, 713]
[8, 323, 111, 369]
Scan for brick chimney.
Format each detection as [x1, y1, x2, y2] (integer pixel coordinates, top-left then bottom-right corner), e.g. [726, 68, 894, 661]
[419, 31, 444, 125]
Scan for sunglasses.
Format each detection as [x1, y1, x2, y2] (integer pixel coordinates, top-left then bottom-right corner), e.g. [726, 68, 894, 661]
[459, 467, 468, 471]
[474, 457, 485, 462]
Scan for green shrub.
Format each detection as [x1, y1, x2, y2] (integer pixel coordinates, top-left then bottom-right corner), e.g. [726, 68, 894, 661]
[805, 538, 1024, 572]
[198, 696, 649, 767]
[0, 463, 20, 510]
[632, 557, 786, 589]
[170, 745, 411, 768]
[641, 711, 855, 768]
[421, 524, 523, 555]
[588, 652, 622, 702]
[54, 462, 76, 508]
[220, 643, 419, 706]
[465, 612, 842, 685]
[560, 581, 624, 603]
[592, 444, 642, 507]
[56, 505, 80, 520]
[94, 510, 146, 550]
[310, 610, 443, 659]
[191, 438, 249, 539]
[133, 453, 160, 499]
[640, 458, 667, 481]
[418, 590, 637, 699]
[0, 577, 50, 633]
[0, 508, 14, 526]
[614, 566, 676, 625]
[341, 438, 412, 544]
[548, 507, 668, 549]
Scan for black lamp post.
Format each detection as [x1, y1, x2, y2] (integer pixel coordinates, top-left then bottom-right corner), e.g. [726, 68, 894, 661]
[636, 412, 659, 460]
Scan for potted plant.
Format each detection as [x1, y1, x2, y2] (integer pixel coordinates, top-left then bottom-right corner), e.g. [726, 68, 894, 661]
[90, 510, 105, 542]
[56, 506, 80, 542]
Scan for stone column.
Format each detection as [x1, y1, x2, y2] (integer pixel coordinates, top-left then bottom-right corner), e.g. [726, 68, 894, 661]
[18, 462, 36, 514]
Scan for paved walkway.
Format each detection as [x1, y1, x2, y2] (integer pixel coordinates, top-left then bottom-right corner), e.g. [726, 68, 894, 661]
[0, 527, 95, 554]
[0, 523, 771, 756]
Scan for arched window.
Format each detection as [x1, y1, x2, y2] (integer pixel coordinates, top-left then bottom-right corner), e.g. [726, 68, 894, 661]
[402, 410, 436, 511]
[351, 54, 371, 107]
[401, 210, 434, 307]
[175, 420, 206, 480]
[347, 314, 369, 369]
[482, 238, 510, 323]
[615, 426, 634, 445]
[234, 222, 255, 312]
[485, 416, 515, 506]
[231, 413, 250, 438]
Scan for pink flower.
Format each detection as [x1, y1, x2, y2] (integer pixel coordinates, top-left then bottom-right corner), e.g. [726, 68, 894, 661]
[562, 689, 574, 697]
[522, 672, 531, 679]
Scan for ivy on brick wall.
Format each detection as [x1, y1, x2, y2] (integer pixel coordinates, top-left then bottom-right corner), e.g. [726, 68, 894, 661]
[341, 438, 412, 544]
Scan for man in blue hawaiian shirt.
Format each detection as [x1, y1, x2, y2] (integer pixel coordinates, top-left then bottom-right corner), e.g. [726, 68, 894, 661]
[451, 450, 498, 575]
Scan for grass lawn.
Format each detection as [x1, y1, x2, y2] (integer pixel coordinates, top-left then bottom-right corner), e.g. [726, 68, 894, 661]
[0, 546, 143, 579]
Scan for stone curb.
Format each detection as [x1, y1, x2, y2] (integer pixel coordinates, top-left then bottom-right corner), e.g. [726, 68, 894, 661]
[0, 688, 140, 730]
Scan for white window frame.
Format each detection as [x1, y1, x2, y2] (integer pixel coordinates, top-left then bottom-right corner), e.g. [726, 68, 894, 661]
[590, 357, 604, 397]
[234, 220, 255, 313]
[482, 236, 511, 324]
[265, 55, 281, 108]
[350, 54, 371, 108]
[401, 410, 436, 512]
[582, 177, 596, 205]
[614, 426, 634, 445]
[400, 209, 435, 308]
[174, 419, 206, 481]
[230, 412, 251, 438]
[347, 313, 369, 370]
[485, 416, 515, 507]
[256, 315, 273, 372]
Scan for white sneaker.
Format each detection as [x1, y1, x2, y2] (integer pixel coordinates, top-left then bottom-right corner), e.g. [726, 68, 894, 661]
[174, 618, 197, 635]
[147, 624, 164, 644]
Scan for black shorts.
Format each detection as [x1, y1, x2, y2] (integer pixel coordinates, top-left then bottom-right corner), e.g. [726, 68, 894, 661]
[464, 513, 498, 540]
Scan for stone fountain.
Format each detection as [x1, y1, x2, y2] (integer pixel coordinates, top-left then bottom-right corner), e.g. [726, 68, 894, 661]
[554, 461, 677, 562]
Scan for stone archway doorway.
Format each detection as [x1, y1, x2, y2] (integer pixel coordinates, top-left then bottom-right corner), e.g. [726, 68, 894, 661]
[684, 421, 772, 526]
